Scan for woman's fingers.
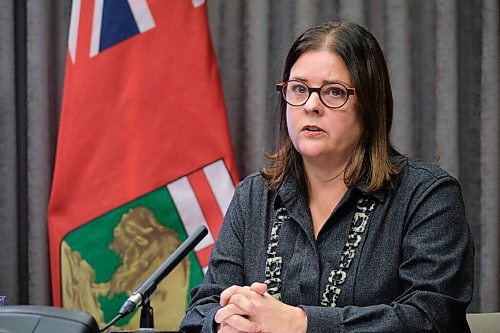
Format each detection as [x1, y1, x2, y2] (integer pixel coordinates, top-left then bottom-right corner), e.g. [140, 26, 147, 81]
[223, 313, 261, 333]
[216, 282, 270, 333]
[217, 321, 244, 333]
[216, 305, 260, 333]
[250, 282, 267, 295]
[220, 285, 251, 306]
[227, 293, 257, 315]
[215, 303, 247, 324]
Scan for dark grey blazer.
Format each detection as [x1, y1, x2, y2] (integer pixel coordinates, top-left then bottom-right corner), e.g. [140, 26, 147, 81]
[180, 156, 474, 333]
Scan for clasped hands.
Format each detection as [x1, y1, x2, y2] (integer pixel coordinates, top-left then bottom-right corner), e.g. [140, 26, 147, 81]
[214, 282, 307, 333]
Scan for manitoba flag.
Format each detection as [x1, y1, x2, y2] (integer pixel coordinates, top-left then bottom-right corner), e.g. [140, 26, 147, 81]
[47, 0, 237, 330]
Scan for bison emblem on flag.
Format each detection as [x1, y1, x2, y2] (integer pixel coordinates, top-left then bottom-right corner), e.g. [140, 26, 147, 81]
[60, 160, 234, 329]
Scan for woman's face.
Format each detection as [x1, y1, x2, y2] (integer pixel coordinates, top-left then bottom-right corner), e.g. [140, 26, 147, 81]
[286, 50, 362, 166]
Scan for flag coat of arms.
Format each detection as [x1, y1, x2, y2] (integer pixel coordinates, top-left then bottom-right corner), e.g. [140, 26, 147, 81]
[48, 0, 237, 330]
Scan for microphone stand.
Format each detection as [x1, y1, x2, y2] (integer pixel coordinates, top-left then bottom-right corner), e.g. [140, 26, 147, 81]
[139, 299, 154, 330]
[102, 225, 208, 333]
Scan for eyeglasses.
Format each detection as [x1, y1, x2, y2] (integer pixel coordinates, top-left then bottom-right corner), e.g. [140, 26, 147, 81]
[276, 80, 355, 109]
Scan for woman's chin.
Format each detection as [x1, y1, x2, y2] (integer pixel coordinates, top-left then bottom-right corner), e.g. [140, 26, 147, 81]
[298, 148, 328, 160]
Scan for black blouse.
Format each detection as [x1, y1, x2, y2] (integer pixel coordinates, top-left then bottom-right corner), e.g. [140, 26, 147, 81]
[180, 156, 474, 333]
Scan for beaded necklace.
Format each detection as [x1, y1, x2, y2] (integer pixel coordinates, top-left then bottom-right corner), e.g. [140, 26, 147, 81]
[264, 196, 376, 307]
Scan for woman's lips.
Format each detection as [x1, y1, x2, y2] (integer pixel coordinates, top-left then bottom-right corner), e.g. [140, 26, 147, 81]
[302, 125, 325, 137]
[302, 125, 324, 132]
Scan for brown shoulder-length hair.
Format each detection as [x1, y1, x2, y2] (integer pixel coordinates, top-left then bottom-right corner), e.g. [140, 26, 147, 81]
[261, 21, 402, 192]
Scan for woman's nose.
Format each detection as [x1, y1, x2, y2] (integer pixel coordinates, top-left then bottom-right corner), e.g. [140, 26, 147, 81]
[304, 91, 324, 115]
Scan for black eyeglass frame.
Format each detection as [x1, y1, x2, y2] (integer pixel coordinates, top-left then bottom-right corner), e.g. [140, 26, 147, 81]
[276, 80, 356, 109]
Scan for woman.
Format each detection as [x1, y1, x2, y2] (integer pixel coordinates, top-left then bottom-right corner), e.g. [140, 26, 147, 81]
[180, 21, 474, 333]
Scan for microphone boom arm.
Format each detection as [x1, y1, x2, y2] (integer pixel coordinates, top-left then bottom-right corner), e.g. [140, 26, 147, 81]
[116, 225, 209, 319]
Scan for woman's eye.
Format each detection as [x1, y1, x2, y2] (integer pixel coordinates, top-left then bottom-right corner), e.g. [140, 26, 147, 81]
[327, 87, 345, 97]
[292, 84, 307, 94]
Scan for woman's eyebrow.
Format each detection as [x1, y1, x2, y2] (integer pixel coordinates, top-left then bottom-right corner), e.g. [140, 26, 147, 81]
[288, 76, 352, 86]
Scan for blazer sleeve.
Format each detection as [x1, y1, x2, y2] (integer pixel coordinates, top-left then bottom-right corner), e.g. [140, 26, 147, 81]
[301, 175, 474, 333]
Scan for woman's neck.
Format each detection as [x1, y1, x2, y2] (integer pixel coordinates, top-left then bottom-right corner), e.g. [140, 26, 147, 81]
[303, 157, 349, 191]
[304, 160, 349, 238]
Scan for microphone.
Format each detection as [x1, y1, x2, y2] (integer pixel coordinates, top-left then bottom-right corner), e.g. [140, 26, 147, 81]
[117, 225, 208, 318]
